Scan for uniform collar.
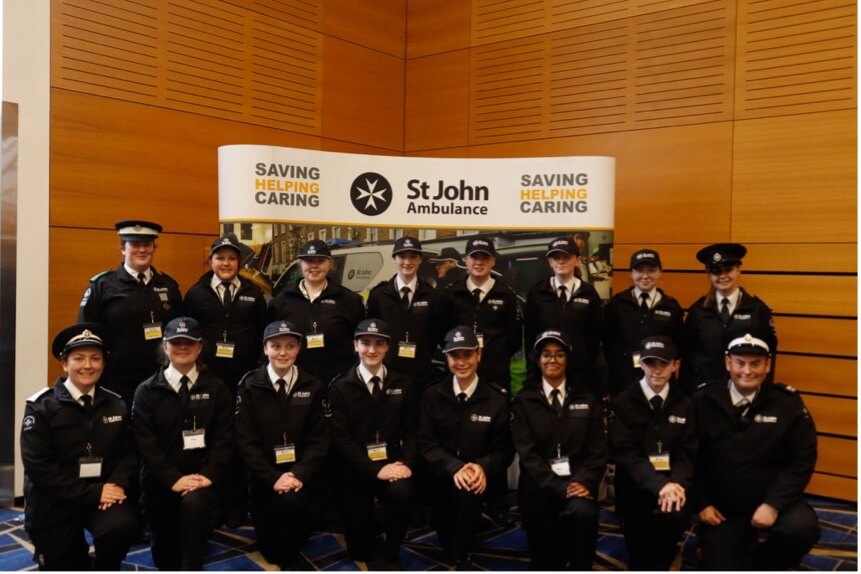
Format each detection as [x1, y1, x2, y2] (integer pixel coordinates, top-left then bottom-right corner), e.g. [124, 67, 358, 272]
[164, 365, 199, 394]
[541, 379, 566, 404]
[453, 375, 479, 400]
[209, 274, 240, 292]
[552, 275, 579, 298]
[62, 379, 96, 405]
[124, 265, 152, 283]
[466, 277, 495, 298]
[633, 286, 661, 306]
[267, 363, 297, 394]
[639, 378, 670, 403]
[728, 379, 759, 406]
[395, 275, 417, 293]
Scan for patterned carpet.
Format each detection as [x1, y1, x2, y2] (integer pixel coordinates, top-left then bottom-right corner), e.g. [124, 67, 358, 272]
[0, 495, 855, 571]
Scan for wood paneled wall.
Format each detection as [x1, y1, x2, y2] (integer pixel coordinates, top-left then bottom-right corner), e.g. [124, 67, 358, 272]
[405, 0, 857, 500]
[49, 1, 856, 499]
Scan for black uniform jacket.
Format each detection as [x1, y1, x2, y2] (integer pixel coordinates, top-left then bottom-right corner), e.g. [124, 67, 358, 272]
[512, 384, 607, 511]
[680, 289, 777, 393]
[131, 370, 234, 496]
[686, 381, 816, 518]
[366, 276, 445, 387]
[77, 265, 182, 387]
[524, 278, 603, 382]
[21, 381, 136, 530]
[609, 382, 693, 512]
[418, 380, 514, 479]
[439, 279, 521, 383]
[603, 287, 684, 393]
[328, 365, 419, 482]
[267, 282, 364, 384]
[183, 272, 267, 388]
[234, 365, 330, 489]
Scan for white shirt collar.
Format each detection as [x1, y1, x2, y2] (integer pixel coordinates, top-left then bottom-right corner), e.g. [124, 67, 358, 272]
[210, 274, 240, 292]
[552, 276, 579, 300]
[728, 380, 758, 406]
[541, 379, 566, 404]
[453, 375, 479, 400]
[466, 277, 495, 302]
[718, 289, 741, 313]
[299, 279, 327, 302]
[633, 287, 661, 306]
[165, 365, 199, 394]
[125, 265, 152, 283]
[268, 364, 297, 394]
[395, 275, 417, 293]
[63, 379, 95, 405]
[358, 363, 386, 393]
[639, 378, 670, 404]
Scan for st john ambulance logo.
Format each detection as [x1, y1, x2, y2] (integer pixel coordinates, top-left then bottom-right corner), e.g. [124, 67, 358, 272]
[350, 172, 392, 216]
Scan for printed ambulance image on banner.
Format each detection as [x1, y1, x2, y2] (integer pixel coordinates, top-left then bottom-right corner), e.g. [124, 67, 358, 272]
[218, 145, 615, 230]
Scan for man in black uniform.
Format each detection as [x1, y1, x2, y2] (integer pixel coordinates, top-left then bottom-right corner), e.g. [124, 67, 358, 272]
[419, 326, 514, 569]
[366, 236, 444, 389]
[603, 249, 684, 395]
[687, 331, 819, 570]
[131, 317, 235, 571]
[609, 336, 693, 570]
[524, 236, 603, 392]
[328, 319, 419, 569]
[681, 243, 777, 394]
[268, 239, 364, 385]
[21, 323, 138, 570]
[512, 329, 607, 570]
[439, 236, 521, 392]
[78, 219, 182, 406]
[234, 320, 331, 570]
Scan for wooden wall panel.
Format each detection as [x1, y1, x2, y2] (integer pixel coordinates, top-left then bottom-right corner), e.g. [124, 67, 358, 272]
[779, 356, 857, 398]
[733, 111, 856, 243]
[807, 472, 857, 502]
[405, 50, 470, 151]
[743, 275, 856, 317]
[817, 436, 857, 478]
[802, 395, 856, 438]
[48, 227, 215, 380]
[406, 0, 470, 58]
[775, 317, 856, 358]
[51, 89, 321, 234]
[321, 37, 404, 151]
[321, 0, 405, 57]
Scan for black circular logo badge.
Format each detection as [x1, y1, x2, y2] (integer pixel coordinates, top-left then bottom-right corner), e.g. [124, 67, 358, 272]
[350, 172, 392, 216]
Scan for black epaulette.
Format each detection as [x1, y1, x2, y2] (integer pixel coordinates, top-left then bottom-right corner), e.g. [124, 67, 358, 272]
[484, 381, 509, 397]
[695, 380, 719, 393]
[26, 387, 52, 403]
[99, 387, 122, 400]
[89, 270, 110, 282]
[772, 382, 798, 394]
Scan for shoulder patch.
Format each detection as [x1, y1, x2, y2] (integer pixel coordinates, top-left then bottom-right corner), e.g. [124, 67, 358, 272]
[89, 270, 110, 282]
[27, 387, 52, 402]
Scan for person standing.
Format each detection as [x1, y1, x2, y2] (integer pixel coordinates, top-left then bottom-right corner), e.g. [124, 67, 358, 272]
[429, 247, 467, 289]
[419, 326, 514, 569]
[609, 336, 693, 570]
[131, 317, 234, 571]
[268, 239, 364, 385]
[687, 331, 819, 570]
[21, 323, 138, 571]
[328, 319, 418, 569]
[523, 236, 603, 393]
[367, 236, 444, 389]
[603, 249, 684, 396]
[439, 236, 521, 392]
[234, 320, 330, 570]
[681, 243, 777, 394]
[512, 330, 607, 571]
[77, 219, 182, 406]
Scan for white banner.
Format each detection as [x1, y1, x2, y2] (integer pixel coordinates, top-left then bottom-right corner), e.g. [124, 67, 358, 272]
[218, 145, 615, 231]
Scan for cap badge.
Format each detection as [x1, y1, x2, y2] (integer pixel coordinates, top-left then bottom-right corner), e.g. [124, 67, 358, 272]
[645, 341, 664, 349]
[713, 252, 722, 262]
[82, 329, 92, 339]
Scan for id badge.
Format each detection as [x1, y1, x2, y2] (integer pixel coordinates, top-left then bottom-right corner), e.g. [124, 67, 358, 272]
[143, 322, 163, 341]
[632, 352, 641, 369]
[275, 444, 297, 464]
[649, 453, 671, 471]
[215, 341, 236, 359]
[158, 292, 169, 302]
[182, 429, 206, 450]
[550, 456, 571, 477]
[398, 342, 416, 359]
[366, 442, 388, 462]
[79, 456, 103, 478]
[476, 333, 485, 349]
[306, 333, 325, 349]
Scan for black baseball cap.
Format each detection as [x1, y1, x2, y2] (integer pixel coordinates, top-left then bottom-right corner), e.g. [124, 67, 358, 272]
[263, 320, 304, 343]
[298, 239, 332, 259]
[392, 236, 423, 256]
[464, 237, 496, 257]
[630, 249, 662, 269]
[442, 326, 480, 353]
[639, 336, 678, 362]
[164, 317, 203, 342]
[533, 329, 572, 352]
[209, 235, 243, 257]
[546, 237, 579, 257]
[354, 318, 391, 340]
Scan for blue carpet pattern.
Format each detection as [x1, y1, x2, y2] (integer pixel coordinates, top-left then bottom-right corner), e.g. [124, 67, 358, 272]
[0, 495, 854, 570]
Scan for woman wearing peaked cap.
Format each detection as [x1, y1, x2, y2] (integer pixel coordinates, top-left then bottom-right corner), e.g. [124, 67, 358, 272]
[267, 239, 364, 385]
[234, 320, 330, 570]
[77, 219, 183, 407]
[511, 329, 607, 571]
[131, 317, 234, 571]
[21, 323, 138, 570]
[680, 243, 778, 394]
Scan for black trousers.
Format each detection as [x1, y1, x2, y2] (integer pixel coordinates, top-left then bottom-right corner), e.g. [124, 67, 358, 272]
[619, 506, 688, 570]
[430, 477, 486, 563]
[28, 502, 138, 571]
[250, 482, 313, 567]
[700, 499, 821, 570]
[146, 487, 221, 571]
[522, 497, 599, 571]
[339, 475, 413, 562]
